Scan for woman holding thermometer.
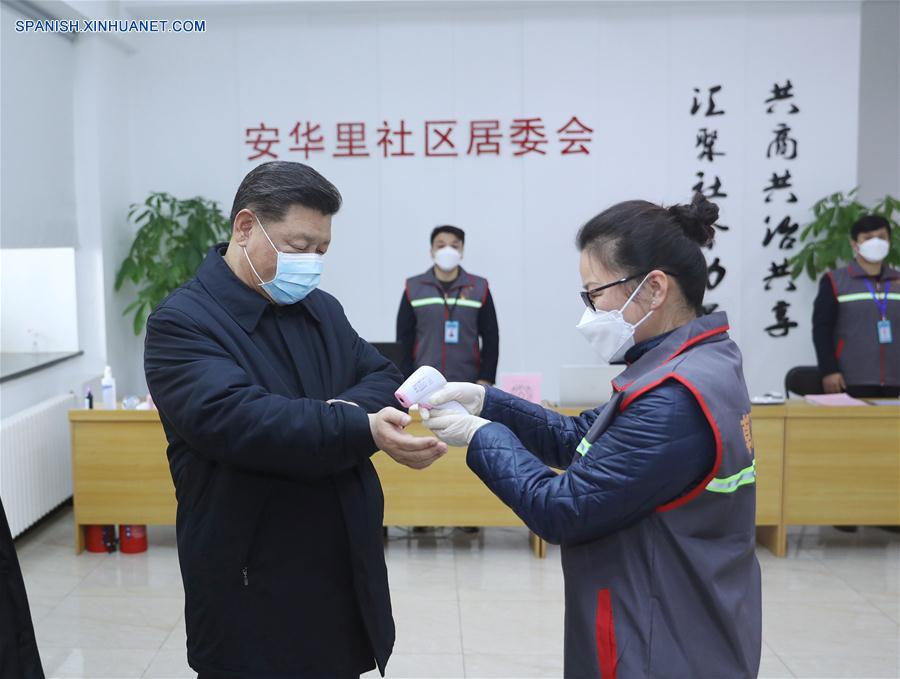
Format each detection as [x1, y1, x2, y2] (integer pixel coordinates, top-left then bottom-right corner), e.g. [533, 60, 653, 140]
[420, 194, 762, 679]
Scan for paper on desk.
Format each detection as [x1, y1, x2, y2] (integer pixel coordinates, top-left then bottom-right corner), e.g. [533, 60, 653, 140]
[804, 393, 869, 406]
[498, 373, 542, 404]
[750, 395, 785, 405]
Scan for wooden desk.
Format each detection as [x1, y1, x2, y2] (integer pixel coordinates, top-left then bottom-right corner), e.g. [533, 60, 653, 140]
[67, 409, 547, 555]
[371, 421, 545, 557]
[781, 401, 900, 527]
[67, 402, 898, 558]
[69, 410, 176, 553]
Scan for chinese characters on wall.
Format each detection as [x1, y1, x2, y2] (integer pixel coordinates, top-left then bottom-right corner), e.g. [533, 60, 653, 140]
[761, 80, 801, 338]
[688, 80, 803, 338]
[243, 117, 595, 160]
[245, 85, 806, 342]
[690, 84, 729, 315]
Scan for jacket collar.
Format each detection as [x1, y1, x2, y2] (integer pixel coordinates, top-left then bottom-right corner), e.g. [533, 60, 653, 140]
[847, 260, 900, 281]
[424, 266, 471, 292]
[196, 244, 321, 333]
[623, 328, 676, 365]
[612, 312, 731, 391]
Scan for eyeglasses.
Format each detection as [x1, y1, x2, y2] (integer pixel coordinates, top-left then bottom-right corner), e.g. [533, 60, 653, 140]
[580, 271, 677, 312]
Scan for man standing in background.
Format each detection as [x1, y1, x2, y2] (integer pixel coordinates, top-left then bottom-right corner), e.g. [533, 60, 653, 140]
[397, 225, 499, 386]
[813, 214, 899, 398]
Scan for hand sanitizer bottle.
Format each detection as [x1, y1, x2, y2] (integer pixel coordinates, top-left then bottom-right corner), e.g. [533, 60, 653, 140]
[101, 366, 117, 410]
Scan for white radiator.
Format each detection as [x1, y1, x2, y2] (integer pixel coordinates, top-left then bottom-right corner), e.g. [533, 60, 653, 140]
[0, 393, 75, 537]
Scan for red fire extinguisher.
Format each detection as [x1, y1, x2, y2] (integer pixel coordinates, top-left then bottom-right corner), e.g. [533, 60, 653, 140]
[119, 525, 148, 554]
[85, 525, 117, 553]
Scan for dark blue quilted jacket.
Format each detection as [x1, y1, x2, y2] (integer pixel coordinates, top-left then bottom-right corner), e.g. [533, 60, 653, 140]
[467, 336, 716, 546]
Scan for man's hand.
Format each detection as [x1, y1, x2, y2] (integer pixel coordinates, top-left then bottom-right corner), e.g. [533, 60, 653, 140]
[369, 407, 447, 470]
[422, 408, 490, 447]
[822, 372, 846, 394]
[428, 382, 486, 416]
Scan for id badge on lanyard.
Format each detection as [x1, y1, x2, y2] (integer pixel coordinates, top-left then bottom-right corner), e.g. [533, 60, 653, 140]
[444, 320, 460, 344]
[444, 289, 462, 344]
[864, 279, 892, 345]
[877, 319, 893, 344]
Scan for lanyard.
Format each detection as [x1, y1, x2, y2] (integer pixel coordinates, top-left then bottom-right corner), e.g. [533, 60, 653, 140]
[443, 287, 463, 322]
[863, 278, 890, 319]
[434, 277, 464, 321]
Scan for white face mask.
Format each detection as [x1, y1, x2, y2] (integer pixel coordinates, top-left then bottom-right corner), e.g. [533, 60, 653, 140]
[434, 246, 462, 272]
[576, 274, 654, 364]
[857, 237, 890, 264]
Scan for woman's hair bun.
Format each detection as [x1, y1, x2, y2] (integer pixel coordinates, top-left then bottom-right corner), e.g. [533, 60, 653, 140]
[668, 193, 719, 247]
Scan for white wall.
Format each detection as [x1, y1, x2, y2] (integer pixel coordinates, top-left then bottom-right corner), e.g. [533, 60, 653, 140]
[116, 1, 861, 399]
[0, 5, 129, 417]
[0, 249, 79, 353]
[857, 0, 900, 204]
[73, 33, 138, 400]
[1, 1, 873, 404]
[0, 3, 78, 249]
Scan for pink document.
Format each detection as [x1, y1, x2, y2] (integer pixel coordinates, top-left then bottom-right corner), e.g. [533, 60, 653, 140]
[804, 393, 869, 407]
[498, 373, 542, 404]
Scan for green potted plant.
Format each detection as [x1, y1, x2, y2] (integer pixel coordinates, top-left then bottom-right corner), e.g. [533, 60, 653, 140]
[115, 192, 231, 334]
[789, 191, 900, 281]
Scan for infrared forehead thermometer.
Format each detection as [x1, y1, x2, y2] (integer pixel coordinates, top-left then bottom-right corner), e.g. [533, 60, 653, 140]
[395, 366, 467, 414]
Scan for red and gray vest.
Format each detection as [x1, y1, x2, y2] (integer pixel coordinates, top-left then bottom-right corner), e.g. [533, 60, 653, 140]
[826, 262, 900, 387]
[566, 312, 761, 678]
[405, 268, 489, 383]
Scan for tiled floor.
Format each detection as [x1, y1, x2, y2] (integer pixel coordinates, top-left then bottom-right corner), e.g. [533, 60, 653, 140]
[15, 506, 900, 678]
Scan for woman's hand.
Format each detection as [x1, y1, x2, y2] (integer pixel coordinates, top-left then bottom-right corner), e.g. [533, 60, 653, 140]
[428, 382, 486, 416]
[421, 407, 490, 447]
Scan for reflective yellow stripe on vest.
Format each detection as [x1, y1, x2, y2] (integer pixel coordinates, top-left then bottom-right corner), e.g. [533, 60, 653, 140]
[705, 459, 757, 493]
[837, 292, 900, 303]
[410, 297, 483, 309]
[577, 436, 759, 495]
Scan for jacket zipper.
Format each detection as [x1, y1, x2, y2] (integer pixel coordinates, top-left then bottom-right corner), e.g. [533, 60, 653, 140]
[239, 496, 270, 588]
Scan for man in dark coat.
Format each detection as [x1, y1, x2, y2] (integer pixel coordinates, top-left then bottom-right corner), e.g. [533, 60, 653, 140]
[144, 161, 447, 678]
[0, 496, 44, 679]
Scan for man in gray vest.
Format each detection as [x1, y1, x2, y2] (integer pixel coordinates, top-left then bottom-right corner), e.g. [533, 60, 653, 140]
[396, 225, 499, 385]
[813, 214, 899, 398]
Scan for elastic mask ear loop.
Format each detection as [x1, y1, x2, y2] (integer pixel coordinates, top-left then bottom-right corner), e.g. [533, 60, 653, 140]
[619, 273, 652, 313]
[254, 214, 279, 252]
[243, 247, 267, 287]
[244, 214, 278, 286]
[621, 273, 656, 328]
